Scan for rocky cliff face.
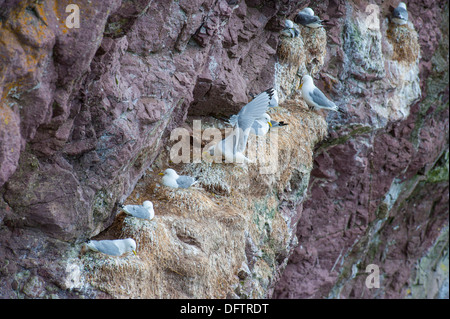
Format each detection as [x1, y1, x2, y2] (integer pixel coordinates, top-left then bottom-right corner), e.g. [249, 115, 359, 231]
[0, 0, 448, 299]
[273, 0, 449, 299]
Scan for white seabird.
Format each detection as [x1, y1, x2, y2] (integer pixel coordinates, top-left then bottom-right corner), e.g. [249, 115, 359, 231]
[120, 200, 154, 220]
[281, 19, 300, 38]
[86, 238, 137, 256]
[226, 88, 275, 153]
[392, 2, 408, 25]
[206, 88, 275, 163]
[300, 75, 341, 112]
[159, 168, 198, 188]
[294, 8, 324, 28]
[205, 133, 253, 163]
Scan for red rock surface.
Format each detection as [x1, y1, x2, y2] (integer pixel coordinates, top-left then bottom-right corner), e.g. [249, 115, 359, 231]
[272, 0, 449, 298]
[0, 0, 448, 298]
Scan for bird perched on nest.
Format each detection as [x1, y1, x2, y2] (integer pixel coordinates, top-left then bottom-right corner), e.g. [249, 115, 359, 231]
[281, 19, 300, 38]
[119, 200, 154, 220]
[206, 88, 276, 163]
[85, 238, 137, 256]
[159, 168, 199, 188]
[392, 2, 408, 25]
[300, 75, 342, 112]
[294, 8, 325, 28]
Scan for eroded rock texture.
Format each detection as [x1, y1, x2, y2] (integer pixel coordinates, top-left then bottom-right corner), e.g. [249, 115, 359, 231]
[273, 0, 449, 299]
[0, 0, 448, 299]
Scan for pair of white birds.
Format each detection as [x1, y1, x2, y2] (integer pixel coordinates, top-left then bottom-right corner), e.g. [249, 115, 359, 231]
[85, 168, 196, 257]
[85, 200, 155, 256]
[283, 7, 325, 37]
[205, 73, 340, 163]
[205, 88, 282, 163]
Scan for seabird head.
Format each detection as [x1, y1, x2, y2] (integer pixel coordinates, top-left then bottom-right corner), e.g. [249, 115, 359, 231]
[143, 200, 153, 209]
[398, 2, 407, 9]
[123, 238, 137, 256]
[302, 7, 315, 16]
[282, 20, 299, 38]
[285, 19, 294, 28]
[160, 168, 178, 178]
[301, 74, 313, 87]
[207, 146, 215, 156]
[261, 113, 272, 126]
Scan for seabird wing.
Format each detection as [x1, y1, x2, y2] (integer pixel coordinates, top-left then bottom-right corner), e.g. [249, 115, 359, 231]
[237, 88, 273, 119]
[309, 87, 336, 110]
[91, 240, 122, 256]
[294, 13, 322, 26]
[393, 7, 408, 21]
[176, 175, 197, 188]
[124, 205, 150, 218]
[235, 88, 273, 152]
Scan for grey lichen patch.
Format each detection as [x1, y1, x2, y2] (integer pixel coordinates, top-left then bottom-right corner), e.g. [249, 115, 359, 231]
[91, 188, 119, 234]
[343, 19, 386, 80]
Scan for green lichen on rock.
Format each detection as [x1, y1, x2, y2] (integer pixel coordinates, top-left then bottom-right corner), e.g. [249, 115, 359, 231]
[316, 125, 373, 154]
[343, 19, 385, 79]
[406, 226, 449, 299]
[426, 150, 449, 183]
[410, 3, 449, 148]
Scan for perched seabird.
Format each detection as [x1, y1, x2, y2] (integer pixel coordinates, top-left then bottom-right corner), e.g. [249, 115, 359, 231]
[281, 19, 300, 38]
[119, 200, 154, 220]
[294, 8, 324, 28]
[86, 238, 137, 256]
[159, 168, 198, 188]
[300, 75, 341, 112]
[392, 2, 408, 25]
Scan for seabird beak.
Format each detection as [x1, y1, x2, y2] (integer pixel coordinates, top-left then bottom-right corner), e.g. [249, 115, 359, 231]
[132, 250, 137, 256]
[158, 172, 164, 176]
[299, 83, 303, 89]
[268, 122, 272, 127]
